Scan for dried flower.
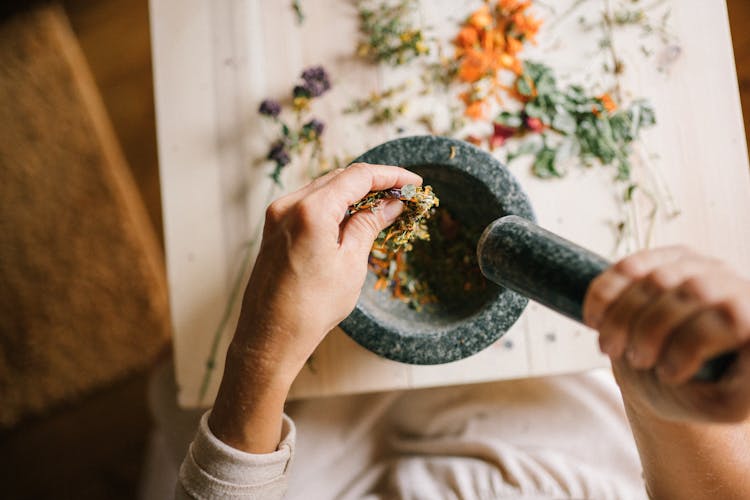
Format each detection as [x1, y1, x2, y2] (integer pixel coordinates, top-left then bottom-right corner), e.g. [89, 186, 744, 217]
[267, 140, 290, 167]
[258, 99, 282, 117]
[490, 122, 516, 149]
[356, 0, 430, 66]
[300, 66, 331, 97]
[453, 0, 541, 119]
[597, 93, 617, 114]
[301, 118, 325, 140]
[257, 65, 332, 185]
[524, 116, 544, 133]
[344, 82, 411, 125]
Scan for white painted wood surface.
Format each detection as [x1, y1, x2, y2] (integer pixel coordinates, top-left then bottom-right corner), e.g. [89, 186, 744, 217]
[150, 0, 750, 407]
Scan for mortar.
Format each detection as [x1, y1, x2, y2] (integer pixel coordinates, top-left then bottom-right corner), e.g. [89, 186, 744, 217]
[339, 135, 534, 364]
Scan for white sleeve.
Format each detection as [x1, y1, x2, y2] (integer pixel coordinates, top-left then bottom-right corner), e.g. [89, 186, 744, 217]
[175, 411, 296, 499]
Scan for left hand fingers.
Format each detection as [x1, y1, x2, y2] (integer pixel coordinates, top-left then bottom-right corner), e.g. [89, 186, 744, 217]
[308, 163, 422, 223]
[339, 199, 404, 254]
[266, 167, 346, 216]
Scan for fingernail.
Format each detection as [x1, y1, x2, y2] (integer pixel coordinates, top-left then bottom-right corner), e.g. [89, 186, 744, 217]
[381, 200, 404, 222]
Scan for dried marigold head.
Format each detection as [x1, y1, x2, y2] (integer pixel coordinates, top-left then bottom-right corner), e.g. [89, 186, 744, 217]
[458, 49, 491, 83]
[456, 26, 479, 48]
[468, 4, 493, 29]
[464, 100, 486, 120]
[506, 36, 523, 55]
[511, 11, 541, 42]
[499, 0, 525, 12]
[597, 93, 618, 114]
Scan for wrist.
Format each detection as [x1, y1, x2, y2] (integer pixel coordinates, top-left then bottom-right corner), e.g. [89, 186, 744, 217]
[226, 336, 299, 389]
[233, 313, 326, 385]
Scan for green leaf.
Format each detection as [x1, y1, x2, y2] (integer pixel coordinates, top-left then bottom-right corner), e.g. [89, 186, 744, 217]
[270, 165, 284, 187]
[517, 76, 533, 97]
[552, 110, 577, 134]
[554, 138, 580, 165]
[532, 145, 562, 178]
[496, 111, 524, 128]
[507, 136, 542, 162]
[616, 158, 632, 180]
[524, 100, 545, 118]
[624, 183, 638, 201]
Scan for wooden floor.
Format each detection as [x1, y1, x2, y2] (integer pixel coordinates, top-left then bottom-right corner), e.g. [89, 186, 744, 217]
[1, 1, 749, 498]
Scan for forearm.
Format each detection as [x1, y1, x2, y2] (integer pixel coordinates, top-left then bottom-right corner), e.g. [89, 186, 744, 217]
[617, 371, 750, 499]
[208, 340, 294, 453]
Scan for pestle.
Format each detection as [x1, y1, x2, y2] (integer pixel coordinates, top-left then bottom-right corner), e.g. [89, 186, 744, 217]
[477, 215, 736, 383]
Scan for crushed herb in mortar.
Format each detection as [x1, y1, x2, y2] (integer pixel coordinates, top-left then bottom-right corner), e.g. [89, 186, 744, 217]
[350, 185, 486, 310]
[349, 184, 439, 252]
[349, 184, 438, 308]
[409, 210, 487, 306]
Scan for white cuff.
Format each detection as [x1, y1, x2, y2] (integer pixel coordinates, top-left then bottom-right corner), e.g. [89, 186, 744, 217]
[178, 410, 295, 499]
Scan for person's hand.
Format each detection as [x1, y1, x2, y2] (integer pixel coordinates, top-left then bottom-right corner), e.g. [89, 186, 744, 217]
[209, 163, 421, 452]
[583, 246, 750, 422]
[232, 163, 421, 381]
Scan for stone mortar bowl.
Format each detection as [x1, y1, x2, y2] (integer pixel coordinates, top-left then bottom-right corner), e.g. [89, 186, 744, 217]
[339, 135, 535, 364]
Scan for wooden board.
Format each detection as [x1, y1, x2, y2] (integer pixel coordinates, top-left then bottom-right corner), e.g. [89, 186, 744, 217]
[150, 0, 750, 407]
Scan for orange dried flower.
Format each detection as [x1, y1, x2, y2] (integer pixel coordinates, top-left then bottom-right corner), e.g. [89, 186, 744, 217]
[499, 0, 524, 11]
[468, 4, 493, 29]
[598, 93, 617, 113]
[453, 0, 542, 120]
[465, 100, 486, 120]
[458, 49, 491, 83]
[456, 26, 479, 47]
[506, 36, 523, 55]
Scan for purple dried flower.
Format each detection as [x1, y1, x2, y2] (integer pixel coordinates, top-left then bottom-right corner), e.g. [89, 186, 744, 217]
[300, 65, 331, 97]
[258, 99, 281, 117]
[267, 140, 290, 167]
[301, 118, 325, 140]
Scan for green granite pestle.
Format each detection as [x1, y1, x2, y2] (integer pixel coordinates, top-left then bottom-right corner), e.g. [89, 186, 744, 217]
[477, 215, 736, 383]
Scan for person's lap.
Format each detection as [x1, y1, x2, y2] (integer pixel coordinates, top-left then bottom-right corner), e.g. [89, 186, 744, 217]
[142, 360, 644, 499]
